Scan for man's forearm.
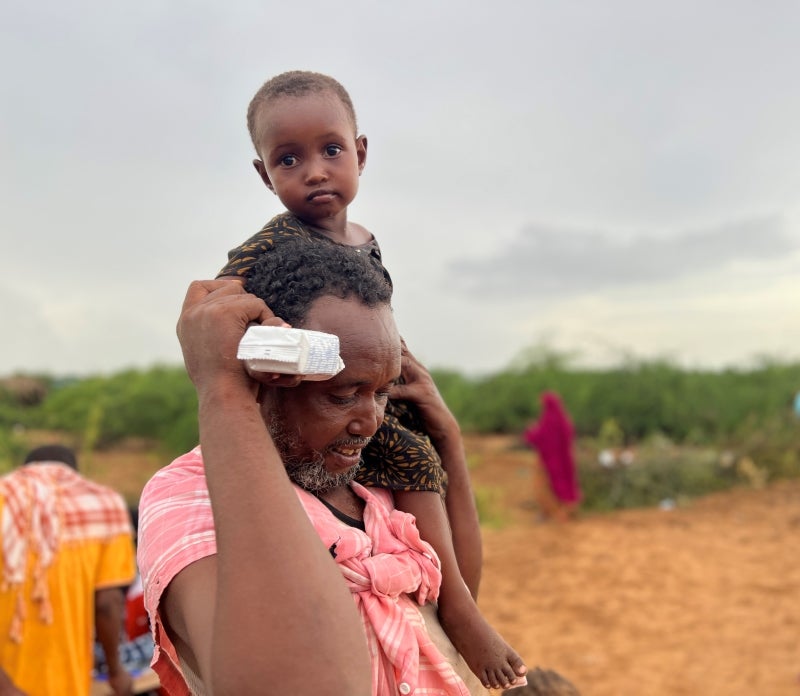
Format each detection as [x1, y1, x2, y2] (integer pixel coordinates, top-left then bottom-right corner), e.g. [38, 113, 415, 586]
[0, 666, 27, 696]
[198, 385, 372, 695]
[95, 587, 127, 676]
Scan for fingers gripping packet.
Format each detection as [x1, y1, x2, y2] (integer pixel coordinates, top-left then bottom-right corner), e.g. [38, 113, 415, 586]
[237, 326, 345, 381]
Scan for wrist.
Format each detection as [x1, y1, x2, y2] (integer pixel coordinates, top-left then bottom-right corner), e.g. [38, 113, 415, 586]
[105, 660, 125, 676]
[427, 413, 461, 447]
[196, 375, 256, 408]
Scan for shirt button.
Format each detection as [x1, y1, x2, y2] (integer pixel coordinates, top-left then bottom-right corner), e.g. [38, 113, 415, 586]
[399, 683, 411, 694]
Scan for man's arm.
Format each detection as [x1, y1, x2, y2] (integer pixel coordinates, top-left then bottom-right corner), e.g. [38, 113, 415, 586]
[390, 341, 483, 596]
[95, 587, 133, 696]
[165, 280, 371, 696]
[0, 668, 28, 696]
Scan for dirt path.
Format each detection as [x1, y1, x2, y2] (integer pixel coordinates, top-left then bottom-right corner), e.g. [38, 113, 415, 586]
[466, 435, 800, 696]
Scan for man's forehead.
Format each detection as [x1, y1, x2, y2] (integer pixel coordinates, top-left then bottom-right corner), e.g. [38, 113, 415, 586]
[305, 295, 392, 330]
[303, 296, 400, 372]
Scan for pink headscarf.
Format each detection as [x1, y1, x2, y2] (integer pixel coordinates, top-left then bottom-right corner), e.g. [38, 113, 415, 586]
[523, 392, 581, 504]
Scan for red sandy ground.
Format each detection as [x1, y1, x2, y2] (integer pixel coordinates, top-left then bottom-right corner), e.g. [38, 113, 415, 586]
[466, 434, 800, 696]
[86, 434, 800, 696]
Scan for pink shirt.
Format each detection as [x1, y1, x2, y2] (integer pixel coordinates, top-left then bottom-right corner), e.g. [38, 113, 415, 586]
[137, 447, 470, 696]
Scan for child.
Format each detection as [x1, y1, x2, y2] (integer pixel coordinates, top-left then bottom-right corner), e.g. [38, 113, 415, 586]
[217, 70, 527, 691]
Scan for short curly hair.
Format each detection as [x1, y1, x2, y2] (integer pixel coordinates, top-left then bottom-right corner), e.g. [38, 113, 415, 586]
[247, 70, 358, 154]
[244, 238, 392, 327]
[24, 444, 78, 470]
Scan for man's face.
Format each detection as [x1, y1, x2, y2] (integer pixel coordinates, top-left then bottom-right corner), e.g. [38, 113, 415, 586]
[261, 295, 400, 493]
[253, 92, 367, 230]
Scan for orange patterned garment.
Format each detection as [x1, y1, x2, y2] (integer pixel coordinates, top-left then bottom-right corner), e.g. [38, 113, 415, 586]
[0, 463, 135, 696]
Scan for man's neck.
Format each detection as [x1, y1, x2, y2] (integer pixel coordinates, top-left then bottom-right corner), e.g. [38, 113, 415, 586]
[316, 485, 364, 521]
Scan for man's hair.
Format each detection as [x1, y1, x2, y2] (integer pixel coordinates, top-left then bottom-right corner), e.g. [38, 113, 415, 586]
[247, 70, 358, 153]
[244, 238, 392, 327]
[24, 444, 78, 470]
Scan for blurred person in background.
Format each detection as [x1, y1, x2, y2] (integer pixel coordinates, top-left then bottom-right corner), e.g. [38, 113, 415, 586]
[93, 507, 161, 694]
[523, 392, 582, 522]
[0, 445, 136, 696]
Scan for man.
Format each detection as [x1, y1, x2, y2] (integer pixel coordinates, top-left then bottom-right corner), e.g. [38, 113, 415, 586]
[137, 239, 488, 695]
[0, 445, 136, 696]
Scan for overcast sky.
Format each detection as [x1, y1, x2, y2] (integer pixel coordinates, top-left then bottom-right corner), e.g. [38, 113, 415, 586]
[2, 1, 799, 377]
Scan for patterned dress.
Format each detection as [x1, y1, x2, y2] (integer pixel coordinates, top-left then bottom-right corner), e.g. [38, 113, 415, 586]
[218, 212, 446, 494]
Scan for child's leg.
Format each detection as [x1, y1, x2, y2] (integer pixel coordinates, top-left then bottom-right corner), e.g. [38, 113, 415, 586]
[394, 489, 527, 691]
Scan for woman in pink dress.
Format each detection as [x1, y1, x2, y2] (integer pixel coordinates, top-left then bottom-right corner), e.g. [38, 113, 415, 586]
[523, 392, 581, 522]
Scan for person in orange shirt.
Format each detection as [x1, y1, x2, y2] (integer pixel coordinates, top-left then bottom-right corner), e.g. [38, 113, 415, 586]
[0, 445, 136, 696]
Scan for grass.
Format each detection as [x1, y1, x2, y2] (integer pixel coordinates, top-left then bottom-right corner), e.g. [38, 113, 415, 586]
[575, 434, 799, 512]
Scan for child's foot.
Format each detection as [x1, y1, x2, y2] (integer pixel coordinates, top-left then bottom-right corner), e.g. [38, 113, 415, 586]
[439, 601, 527, 690]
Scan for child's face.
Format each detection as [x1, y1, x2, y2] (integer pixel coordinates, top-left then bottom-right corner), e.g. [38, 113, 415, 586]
[253, 92, 367, 229]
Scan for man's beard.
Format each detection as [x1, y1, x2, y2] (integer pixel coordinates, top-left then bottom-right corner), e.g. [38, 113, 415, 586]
[268, 409, 364, 494]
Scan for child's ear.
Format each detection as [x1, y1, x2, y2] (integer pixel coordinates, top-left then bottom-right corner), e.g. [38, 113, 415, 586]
[356, 135, 368, 175]
[253, 159, 275, 193]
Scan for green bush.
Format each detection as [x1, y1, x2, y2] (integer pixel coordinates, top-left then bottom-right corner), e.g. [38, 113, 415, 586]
[0, 427, 28, 474]
[578, 445, 752, 512]
[3, 350, 798, 504]
[37, 366, 197, 454]
[434, 354, 800, 446]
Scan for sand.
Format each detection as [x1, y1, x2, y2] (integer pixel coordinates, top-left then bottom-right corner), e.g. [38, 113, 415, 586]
[466, 435, 800, 696]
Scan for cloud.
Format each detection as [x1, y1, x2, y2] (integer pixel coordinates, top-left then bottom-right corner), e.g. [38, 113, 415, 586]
[2, 2, 800, 377]
[446, 215, 797, 298]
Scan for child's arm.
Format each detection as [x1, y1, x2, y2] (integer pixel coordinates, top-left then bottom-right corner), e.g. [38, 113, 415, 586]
[434, 417, 483, 596]
[389, 341, 483, 597]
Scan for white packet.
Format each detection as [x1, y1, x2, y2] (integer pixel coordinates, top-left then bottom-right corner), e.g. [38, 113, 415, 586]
[237, 325, 344, 381]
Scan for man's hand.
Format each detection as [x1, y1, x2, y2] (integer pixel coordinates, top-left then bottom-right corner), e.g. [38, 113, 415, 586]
[388, 339, 458, 444]
[176, 280, 289, 396]
[106, 669, 134, 696]
[0, 669, 28, 696]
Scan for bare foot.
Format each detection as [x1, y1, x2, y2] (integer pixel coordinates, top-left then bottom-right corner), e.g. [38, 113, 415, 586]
[439, 599, 527, 690]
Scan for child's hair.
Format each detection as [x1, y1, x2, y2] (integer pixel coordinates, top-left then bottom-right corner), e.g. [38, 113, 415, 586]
[246, 70, 358, 153]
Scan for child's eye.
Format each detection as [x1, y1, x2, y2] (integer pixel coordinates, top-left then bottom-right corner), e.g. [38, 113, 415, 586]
[279, 154, 298, 167]
[324, 144, 343, 157]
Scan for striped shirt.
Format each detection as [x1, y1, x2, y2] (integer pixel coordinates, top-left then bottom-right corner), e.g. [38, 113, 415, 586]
[137, 447, 472, 696]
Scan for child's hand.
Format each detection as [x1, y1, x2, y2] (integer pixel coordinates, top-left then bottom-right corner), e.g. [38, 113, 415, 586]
[389, 339, 459, 443]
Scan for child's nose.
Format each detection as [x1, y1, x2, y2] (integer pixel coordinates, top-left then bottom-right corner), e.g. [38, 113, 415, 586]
[304, 157, 328, 185]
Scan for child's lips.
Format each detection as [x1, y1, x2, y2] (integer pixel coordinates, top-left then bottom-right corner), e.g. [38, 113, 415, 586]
[307, 189, 337, 203]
